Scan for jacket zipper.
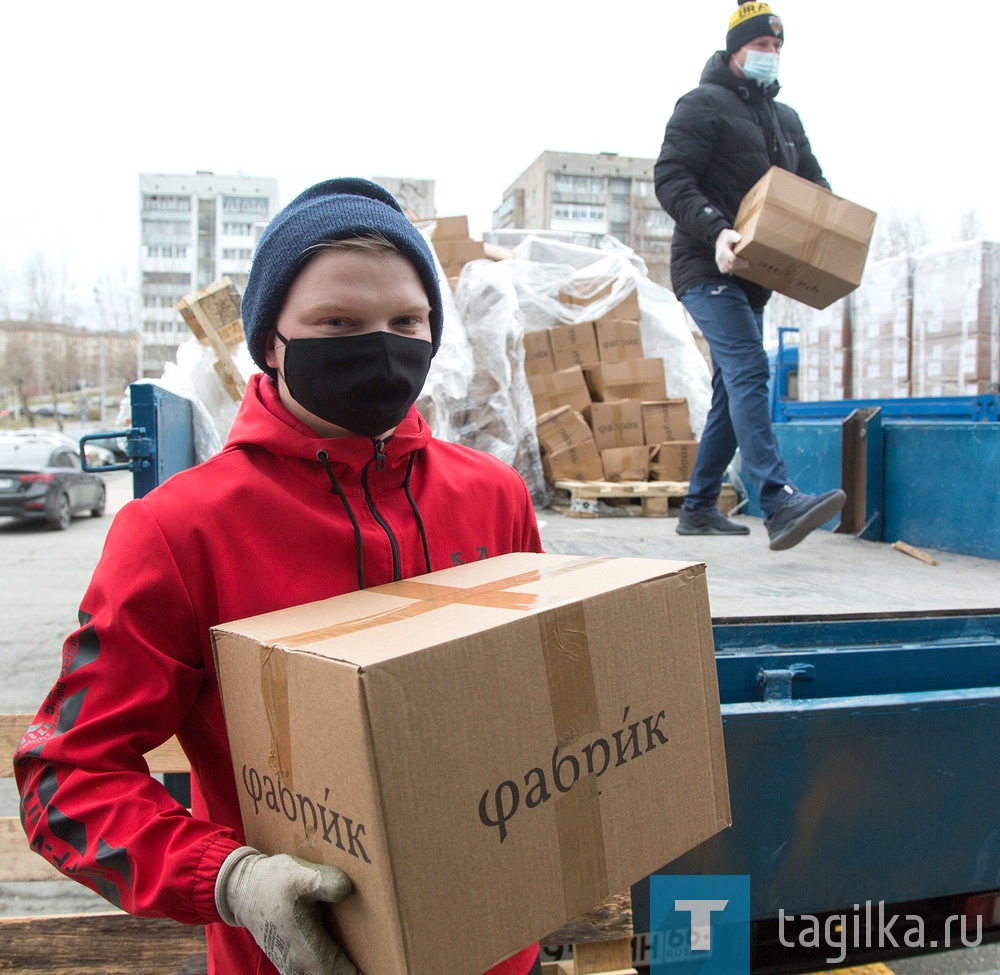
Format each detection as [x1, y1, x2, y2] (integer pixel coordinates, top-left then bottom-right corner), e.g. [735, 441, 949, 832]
[363, 438, 401, 580]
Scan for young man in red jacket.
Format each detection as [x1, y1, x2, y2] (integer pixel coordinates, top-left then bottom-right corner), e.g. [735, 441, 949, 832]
[14, 178, 544, 975]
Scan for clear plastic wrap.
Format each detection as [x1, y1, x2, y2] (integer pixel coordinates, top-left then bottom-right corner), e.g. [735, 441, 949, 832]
[492, 238, 712, 438]
[143, 338, 247, 462]
[144, 232, 711, 503]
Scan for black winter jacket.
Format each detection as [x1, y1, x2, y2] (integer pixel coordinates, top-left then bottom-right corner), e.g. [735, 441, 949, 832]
[654, 51, 829, 308]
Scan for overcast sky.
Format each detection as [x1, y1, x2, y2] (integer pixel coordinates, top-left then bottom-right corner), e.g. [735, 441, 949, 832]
[3, 0, 996, 324]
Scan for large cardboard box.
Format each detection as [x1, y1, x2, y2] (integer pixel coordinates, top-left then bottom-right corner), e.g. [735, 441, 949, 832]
[797, 300, 852, 401]
[850, 256, 913, 400]
[213, 554, 729, 975]
[733, 166, 877, 310]
[528, 365, 592, 416]
[650, 441, 699, 482]
[595, 319, 644, 363]
[434, 238, 487, 276]
[584, 358, 668, 403]
[549, 322, 601, 370]
[559, 284, 641, 324]
[641, 399, 693, 445]
[430, 215, 470, 240]
[585, 399, 644, 452]
[535, 405, 596, 456]
[522, 330, 555, 377]
[910, 241, 1000, 396]
[601, 445, 651, 482]
[543, 439, 605, 482]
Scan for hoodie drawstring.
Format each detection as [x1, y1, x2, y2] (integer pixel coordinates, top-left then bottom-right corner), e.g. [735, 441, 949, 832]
[317, 450, 365, 590]
[317, 448, 432, 588]
[401, 452, 433, 575]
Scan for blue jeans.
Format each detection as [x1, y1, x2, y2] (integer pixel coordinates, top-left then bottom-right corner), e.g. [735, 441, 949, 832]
[680, 282, 789, 517]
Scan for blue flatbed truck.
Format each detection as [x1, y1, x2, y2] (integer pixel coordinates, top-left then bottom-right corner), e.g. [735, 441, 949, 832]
[82, 378, 1000, 972]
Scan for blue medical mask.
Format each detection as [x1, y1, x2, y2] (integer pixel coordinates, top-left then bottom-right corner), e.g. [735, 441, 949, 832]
[741, 49, 780, 86]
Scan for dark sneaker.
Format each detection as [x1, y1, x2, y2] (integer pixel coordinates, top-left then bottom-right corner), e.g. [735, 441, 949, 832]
[765, 488, 847, 551]
[676, 505, 750, 536]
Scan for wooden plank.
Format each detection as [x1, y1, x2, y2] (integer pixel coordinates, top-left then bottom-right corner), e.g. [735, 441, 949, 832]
[541, 889, 633, 947]
[892, 540, 938, 565]
[175, 277, 246, 403]
[0, 913, 207, 975]
[554, 480, 689, 500]
[0, 714, 189, 778]
[0, 816, 63, 882]
[571, 940, 636, 975]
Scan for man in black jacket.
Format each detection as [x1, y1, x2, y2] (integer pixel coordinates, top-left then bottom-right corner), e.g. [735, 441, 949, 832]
[654, 1, 846, 551]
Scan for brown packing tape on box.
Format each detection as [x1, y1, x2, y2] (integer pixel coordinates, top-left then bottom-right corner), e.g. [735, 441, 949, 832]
[539, 602, 607, 903]
[254, 559, 617, 909]
[260, 647, 294, 784]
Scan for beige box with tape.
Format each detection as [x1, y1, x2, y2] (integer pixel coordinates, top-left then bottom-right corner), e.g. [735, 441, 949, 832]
[213, 554, 729, 975]
[734, 166, 876, 310]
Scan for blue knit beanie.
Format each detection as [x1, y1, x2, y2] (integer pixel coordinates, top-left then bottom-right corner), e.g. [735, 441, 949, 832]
[241, 177, 443, 378]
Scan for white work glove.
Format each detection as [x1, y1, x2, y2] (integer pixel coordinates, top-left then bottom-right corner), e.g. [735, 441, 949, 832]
[215, 846, 360, 975]
[714, 228, 751, 275]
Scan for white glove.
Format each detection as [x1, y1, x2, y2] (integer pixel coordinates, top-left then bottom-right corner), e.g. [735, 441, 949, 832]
[714, 228, 751, 275]
[215, 846, 360, 975]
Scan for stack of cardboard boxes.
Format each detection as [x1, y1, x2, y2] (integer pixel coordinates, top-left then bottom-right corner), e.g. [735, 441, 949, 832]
[525, 287, 698, 485]
[425, 216, 487, 290]
[850, 255, 913, 401]
[797, 241, 999, 401]
[911, 241, 999, 397]
[424, 215, 516, 290]
[798, 299, 853, 401]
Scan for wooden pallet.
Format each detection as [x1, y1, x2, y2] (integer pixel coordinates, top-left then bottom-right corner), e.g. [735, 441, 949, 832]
[552, 481, 739, 519]
[552, 480, 686, 518]
[542, 889, 636, 975]
[175, 277, 246, 402]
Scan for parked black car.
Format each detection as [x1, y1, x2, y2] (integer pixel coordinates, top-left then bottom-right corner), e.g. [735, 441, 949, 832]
[0, 441, 106, 530]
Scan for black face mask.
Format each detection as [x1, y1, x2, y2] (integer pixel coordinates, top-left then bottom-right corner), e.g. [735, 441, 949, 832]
[274, 329, 433, 437]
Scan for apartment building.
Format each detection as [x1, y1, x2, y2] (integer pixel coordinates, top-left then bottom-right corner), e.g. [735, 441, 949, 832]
[492, 151, 674, 287]
[139, 172, 279, 378]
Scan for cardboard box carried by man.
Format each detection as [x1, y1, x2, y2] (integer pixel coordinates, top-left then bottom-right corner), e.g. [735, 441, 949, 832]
[733, 166, 877, 309]
[213, 553, 730, 975]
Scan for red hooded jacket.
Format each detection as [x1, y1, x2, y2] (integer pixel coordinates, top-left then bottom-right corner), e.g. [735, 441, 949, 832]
[15, 374, 543, 975]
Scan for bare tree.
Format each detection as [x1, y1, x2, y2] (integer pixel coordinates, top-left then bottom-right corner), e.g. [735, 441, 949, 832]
[40, 331, 79, 432]
[870, 207, 930, 260]
[93, 265, 139, 334]
[0, 267, 13, 321]
[23, 251, 78, 325]
[956, 207, 983, 242]
[0, 331, 41, 427]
